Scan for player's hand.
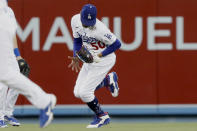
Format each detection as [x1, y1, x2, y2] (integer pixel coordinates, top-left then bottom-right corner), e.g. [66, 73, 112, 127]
[68, 56, 81, 73]
[17, 57, 30, 77]
[90, 51, 101, 63]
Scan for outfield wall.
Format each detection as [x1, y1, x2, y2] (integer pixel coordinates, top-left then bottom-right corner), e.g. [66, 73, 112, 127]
[8, 0, 197, 115]
[13, 105, 197, 116]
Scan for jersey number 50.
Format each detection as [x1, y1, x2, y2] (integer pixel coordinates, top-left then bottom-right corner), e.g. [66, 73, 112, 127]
[91, 42, 106, 50]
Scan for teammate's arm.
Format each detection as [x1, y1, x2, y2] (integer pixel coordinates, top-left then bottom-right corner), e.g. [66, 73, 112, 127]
[13, 35, 30, 77]
[13, 35, 22, 60]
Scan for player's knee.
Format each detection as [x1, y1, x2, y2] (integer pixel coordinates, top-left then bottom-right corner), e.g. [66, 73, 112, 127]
[73, 90, 80, 98]
[79, 91, 94, 103]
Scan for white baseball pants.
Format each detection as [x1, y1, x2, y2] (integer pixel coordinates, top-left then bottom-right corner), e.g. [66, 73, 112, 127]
[74, 53, 116, 103]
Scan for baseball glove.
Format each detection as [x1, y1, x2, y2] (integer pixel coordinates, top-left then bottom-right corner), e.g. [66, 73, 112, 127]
[17, 59, 30, 77]
[76, 46, 94, 63]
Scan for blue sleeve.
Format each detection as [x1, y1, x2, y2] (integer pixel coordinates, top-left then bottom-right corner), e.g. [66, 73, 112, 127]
[14, 48, 21, 57]
[73, 38, 82, 57]
[102, 39, 121, 57]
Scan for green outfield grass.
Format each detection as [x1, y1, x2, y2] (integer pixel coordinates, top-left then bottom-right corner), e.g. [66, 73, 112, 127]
[3, 123, 197, 131]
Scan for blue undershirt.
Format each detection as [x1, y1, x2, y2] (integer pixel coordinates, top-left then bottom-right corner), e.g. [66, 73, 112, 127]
[73, 38, 82, 57]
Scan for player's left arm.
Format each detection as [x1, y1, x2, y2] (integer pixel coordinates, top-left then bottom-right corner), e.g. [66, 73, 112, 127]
[13, 35, 30, 77]
[98, 39, 121, 57]
[97, 32, 121, 58]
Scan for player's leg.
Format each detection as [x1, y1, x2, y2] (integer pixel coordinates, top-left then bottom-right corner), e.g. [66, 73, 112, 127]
[73, 64, 88, 98]
[4, 56, 21, 126]
[0, 83, 8, 128]
[4, 89, 20, 126]
[77, 56, 116, 128]
[80, 65, 111, 128]
[107, 72, 119, 97]
[95, 76, 108, 90]
[1, 70, 56, 128]
[95, 72, 119, 97]
[73, 64, 108, 125]
[74, 64, 110, 128]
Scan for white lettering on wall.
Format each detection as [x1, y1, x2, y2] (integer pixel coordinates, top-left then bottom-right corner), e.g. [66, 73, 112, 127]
[101, 17, 109, 28]
[43, 17, 72, 51]
[114, 17, 143, 51]
[176, 16, 197, 50]
[148, 17, 172, 50]
[17, 17, 40, 51]
[16, 16, 197, 51]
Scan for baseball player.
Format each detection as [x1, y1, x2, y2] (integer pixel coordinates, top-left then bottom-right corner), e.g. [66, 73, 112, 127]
[68, 4, 121, 128]
[0, 4, 30, 127]
[0, 0, 56, 128]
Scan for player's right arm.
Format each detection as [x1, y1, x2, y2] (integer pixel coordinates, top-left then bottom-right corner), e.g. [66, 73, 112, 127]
[68, 14, 82, 73]
[68, 37, 82, 72]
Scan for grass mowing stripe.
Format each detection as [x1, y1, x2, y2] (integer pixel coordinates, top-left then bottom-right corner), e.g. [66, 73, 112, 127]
[2, 123, 197, 131]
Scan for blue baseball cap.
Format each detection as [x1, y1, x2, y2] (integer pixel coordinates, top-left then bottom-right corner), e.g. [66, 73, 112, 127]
[80, 4, 97, 27]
